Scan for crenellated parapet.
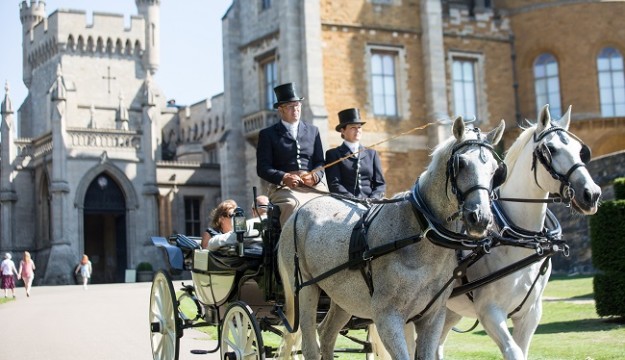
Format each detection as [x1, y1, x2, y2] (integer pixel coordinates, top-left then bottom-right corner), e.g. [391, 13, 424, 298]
[443, 3, 511, 41]
[23, 9, 146, 77]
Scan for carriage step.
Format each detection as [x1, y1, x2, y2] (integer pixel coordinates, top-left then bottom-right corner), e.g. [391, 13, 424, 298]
[190, 349, 211, 355]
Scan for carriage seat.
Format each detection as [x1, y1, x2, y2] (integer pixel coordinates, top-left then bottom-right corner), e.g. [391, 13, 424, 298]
[193, 248, 262, 274]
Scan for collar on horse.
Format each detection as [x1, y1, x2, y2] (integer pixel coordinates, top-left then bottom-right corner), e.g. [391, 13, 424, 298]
[491, 200, 564, 253]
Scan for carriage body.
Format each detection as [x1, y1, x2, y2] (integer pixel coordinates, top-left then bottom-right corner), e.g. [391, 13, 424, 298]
[148, 205, 372, 360]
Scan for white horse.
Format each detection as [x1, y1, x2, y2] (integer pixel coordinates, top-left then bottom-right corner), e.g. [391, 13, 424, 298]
[438, 105, 602, 359]
[277, 117, 505, 360]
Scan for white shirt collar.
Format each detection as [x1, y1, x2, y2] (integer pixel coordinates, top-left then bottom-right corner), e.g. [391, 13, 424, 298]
[281, 120, 299, 138]
[343, 140, 360, 154]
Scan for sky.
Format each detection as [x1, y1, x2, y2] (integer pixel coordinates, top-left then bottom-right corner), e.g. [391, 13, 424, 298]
[0, 0, 232, 108]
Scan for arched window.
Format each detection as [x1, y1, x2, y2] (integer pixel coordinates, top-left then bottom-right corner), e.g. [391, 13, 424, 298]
[597, 47, 625, 117]
[533, 53, 561, 118]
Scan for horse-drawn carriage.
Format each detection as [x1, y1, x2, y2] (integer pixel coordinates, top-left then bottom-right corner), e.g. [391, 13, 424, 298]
[149, 198, 377, 360]
[148, 108, 601, 360]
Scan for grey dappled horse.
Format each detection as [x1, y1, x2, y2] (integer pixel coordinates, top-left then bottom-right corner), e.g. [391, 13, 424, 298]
[277, 117, 505, 360]
[439, 105, 601, 360]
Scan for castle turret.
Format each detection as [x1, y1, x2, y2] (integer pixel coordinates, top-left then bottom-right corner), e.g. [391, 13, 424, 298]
[1, 82, 18, 252]
[19, 0, 46, 87]
[135, 0, 160, 74]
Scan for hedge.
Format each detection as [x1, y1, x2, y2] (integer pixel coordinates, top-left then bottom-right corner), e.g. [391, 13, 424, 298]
[590, 177, 625, 318]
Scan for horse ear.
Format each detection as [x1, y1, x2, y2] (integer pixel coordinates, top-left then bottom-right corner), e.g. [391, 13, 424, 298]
[452, 116, 465, 141]
[537, 104, 551, 133]
[486, 119, 505, 146]
[556, 105, 572, 131]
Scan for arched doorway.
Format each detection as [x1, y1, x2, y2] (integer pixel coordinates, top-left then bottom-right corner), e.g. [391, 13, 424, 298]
[83, 173, 127, 283]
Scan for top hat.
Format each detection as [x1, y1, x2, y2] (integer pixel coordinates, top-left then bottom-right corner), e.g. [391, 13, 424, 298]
[336, 108, 366, 131]
[273, 83, 304, 109]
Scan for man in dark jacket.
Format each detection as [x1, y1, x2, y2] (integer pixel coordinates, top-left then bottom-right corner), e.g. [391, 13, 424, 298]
[256, 82, 327, 225]
[325, 108, 386, 199]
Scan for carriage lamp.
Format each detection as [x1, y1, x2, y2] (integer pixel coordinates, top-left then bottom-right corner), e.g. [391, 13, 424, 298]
[232, 207, 247, 256]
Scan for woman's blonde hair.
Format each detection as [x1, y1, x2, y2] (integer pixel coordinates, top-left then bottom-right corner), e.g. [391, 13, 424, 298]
[81, 254, 89, 265]
[209, 199, 237, 231]
[23, 251, 31, 263]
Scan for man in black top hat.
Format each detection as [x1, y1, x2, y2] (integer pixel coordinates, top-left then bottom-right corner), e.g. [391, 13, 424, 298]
[325, 108, 386, 199]
[256, 82, 327, 226]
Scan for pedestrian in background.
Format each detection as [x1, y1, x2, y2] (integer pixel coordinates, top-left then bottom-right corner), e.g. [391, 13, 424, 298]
[74, 254, 92, 290]
[18, 251, 36, 297]
[1, 253, 18, 298]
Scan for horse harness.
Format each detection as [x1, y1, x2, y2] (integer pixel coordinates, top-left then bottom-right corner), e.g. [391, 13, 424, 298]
[499, 125, 591, 206]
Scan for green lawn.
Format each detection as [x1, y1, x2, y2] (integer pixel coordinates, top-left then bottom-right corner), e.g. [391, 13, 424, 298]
[179, 275, 625, 359]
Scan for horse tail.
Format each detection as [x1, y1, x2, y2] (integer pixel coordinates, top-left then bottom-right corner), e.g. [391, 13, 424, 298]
[276, 236, 301, 359]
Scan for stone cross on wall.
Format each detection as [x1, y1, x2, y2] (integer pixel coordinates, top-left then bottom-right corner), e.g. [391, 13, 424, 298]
[102, 66, 116, 94]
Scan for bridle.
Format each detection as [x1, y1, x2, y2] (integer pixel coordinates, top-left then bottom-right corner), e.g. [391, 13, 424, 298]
[446, 128, 507, 205]
[530, 125, 591, 204]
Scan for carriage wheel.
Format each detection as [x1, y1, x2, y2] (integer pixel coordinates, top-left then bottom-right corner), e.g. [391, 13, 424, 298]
[149, 270, 181, 360]
[221, 301, 265, 360]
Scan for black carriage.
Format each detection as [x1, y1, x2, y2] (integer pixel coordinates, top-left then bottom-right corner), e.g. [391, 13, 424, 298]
[148, 203, 374, 360]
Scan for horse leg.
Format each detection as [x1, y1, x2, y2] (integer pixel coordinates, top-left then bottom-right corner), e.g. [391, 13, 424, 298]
[477, 309, 524, 360]
[299, 284, 322, 359]
[371, 312, 411, 360]
[413, 306, 447, 360]
[437, 309, 463, 360]
[511, 303, 543, 360]
[367, 322, 415, 360]
[317, 301, 351, 359]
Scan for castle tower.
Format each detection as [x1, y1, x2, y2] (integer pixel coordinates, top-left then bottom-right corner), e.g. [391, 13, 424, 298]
[1, 82, 18, 252]
[135, 0, 160, 74]
[19, 0, 46, 87]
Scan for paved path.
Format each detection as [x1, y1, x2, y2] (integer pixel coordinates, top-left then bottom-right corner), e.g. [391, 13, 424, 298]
[0, 281, 220, 360]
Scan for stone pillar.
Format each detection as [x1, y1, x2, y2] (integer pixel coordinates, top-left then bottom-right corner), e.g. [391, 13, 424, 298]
[140, 74, 159, 237]
[421, 0, 451, 147]
[221, 8, 247, 207]
[300, 0, 328, 148]
[46, 65, 74, 284]
[0, 82, 17, 252]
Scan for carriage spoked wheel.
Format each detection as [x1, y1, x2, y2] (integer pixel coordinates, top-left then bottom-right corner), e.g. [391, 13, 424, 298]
[149, 270, 182, 360]
[221, 301, 265, 360]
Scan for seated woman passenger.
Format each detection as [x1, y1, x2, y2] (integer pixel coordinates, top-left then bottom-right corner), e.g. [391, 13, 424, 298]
[201, 199, 264, 254]
[201, 199, 238, 251]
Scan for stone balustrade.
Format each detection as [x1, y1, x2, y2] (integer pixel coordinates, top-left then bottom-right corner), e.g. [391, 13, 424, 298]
[242, 109, 279, 140]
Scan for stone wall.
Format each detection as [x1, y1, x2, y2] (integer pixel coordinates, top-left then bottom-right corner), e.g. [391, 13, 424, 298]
[550, 150, 625, 274]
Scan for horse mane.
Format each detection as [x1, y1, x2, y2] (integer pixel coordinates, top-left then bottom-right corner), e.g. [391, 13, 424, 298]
[503, 124, 537, 169]
[428, 134, 457, 170]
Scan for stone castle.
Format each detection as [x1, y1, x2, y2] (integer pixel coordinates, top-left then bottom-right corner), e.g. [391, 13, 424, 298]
[2, 0, 625, 284]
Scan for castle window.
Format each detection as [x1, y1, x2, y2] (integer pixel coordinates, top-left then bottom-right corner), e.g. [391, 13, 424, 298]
[597, 47, 625, 117]
[261, 57, 278, 110]
[184, 197, 202, 237]
[261, 0, 271, 10]
[533, 53, 561, 118]
[452, 58, 478, 120]
[369, 48, 399, 117]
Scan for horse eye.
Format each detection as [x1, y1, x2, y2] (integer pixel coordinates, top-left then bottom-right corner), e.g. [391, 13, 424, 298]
[458, 157, 468, 170]
[546, 145, 557, 154]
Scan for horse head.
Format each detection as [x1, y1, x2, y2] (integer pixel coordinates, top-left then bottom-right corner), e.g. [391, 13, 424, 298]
[437, 116, 506, 238]
[532, 104, 601, 214]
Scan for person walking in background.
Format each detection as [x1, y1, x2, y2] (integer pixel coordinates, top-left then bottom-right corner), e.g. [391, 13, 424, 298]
[1, 253, 18, 298]
[256, 82, 327, 226]
[325, 108, 386, 199]
[75, 254, 92, 290]
[17, 251, 36, 297]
